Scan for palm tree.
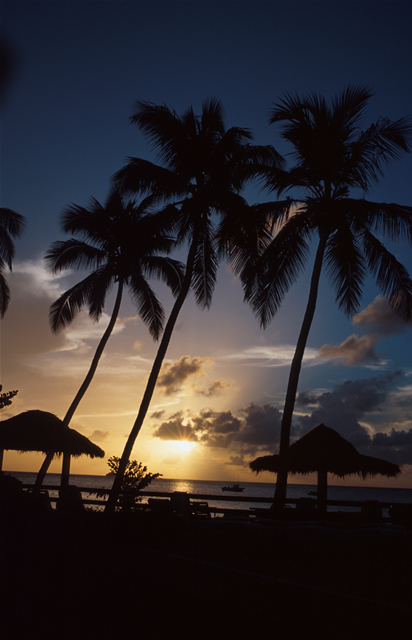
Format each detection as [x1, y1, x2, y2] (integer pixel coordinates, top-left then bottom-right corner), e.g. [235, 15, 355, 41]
[0, 207, 25, 316]
[36, 188, 184, 488]
[105, 98, 282, 512]
[242, 86, 412, 511]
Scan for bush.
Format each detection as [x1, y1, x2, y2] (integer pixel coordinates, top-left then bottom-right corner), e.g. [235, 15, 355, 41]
[92, 456, 162, 513]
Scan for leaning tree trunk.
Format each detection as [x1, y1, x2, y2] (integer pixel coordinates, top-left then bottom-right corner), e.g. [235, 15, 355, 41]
[272, 231, 328, 513]
[34, 280, 124, 490]
[105, 237, 199, 514]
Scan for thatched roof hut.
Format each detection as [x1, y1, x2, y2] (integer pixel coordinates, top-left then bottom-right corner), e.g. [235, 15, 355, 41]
[250, 424, 401, 513]
[0, 410, 104, 485]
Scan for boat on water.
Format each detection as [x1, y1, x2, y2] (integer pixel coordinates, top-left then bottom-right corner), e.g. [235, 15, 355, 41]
[222, 484, 245, 492]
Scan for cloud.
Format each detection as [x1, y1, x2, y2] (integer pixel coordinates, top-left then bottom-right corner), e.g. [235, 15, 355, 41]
[153, 412, 198, 442]
[219, 345, 320, 368]
[193, 379, 232, 397]
[89, 429, 109, 442]
[150, 410, 165, 420]
[294, 371, 412, 465]
[318, 334, 382, 365]
[225, 455, 247, 467]
[317, 296, 412, 368]
[151, 370, 412, 467]
[152, 402, 281, 454]
[353, 295, 412, 337]
[157, 356, 213, 395]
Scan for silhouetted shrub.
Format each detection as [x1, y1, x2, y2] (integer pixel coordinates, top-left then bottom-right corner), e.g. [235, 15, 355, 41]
[91, 456, 161, 513]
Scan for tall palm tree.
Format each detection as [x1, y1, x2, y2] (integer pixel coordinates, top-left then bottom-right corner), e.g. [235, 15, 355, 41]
[0, 207, 25, 316]
[242, 86, 412, 511]
[36, 188, 184, 488]
[105, 98, 282, 512]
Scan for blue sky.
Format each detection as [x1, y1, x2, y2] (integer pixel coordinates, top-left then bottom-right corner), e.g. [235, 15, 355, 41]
[1, 1, 412, 486]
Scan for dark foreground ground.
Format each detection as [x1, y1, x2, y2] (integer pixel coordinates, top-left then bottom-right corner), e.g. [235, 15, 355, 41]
[1, 510, 411, 640]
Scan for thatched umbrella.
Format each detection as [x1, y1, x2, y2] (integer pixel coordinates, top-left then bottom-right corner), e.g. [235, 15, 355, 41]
[0, 410, 105, 487]
[250, 424, 401, 514]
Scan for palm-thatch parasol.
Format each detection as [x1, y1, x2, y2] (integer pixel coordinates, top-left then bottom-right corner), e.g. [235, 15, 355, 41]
[0, 410, 105, 487]
[250, 424, 401, 514]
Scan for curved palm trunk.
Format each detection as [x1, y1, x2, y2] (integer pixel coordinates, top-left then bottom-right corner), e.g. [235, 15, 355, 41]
[34, 280, 124, 490]
[272, 231, 328, 513]
[105, 238, 199, 514]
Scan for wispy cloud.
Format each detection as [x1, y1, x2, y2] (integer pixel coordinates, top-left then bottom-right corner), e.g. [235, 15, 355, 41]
[218, 345, 320, 367]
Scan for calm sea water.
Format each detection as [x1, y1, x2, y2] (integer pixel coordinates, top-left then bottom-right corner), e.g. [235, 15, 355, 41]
[7, 471, 412, 514]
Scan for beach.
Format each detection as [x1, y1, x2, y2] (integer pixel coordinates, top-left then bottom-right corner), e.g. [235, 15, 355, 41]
[1, 504, 411, 640]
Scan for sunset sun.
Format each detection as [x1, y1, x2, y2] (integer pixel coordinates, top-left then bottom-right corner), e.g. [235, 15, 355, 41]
[175, 440, 195, 453]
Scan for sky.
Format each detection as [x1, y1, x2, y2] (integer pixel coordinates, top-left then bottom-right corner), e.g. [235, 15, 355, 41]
[1, 0, 412, 487]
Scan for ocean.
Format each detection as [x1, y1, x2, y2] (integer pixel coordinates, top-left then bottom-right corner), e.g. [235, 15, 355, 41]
[7, 471, 412, 514]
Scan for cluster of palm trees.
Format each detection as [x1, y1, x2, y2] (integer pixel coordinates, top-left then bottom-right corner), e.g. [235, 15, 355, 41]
[2, 86, 412, 512]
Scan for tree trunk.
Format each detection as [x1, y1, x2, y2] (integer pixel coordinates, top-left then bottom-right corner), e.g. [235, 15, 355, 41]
[272, 231, 328, 513]
[34, 451, 54, 489]
[34, 281, 124, 489]
[105, 237, 199, 514]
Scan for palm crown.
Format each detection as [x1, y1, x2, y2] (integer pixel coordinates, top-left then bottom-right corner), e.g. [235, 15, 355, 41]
[251, 85, 412, 326]
[46, 188, 184, 340]
[114, 98, 281, 307]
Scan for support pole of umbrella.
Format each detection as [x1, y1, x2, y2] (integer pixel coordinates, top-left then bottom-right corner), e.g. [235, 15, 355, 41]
[317, 469, 328, 515]
[61, 453, 71, 488]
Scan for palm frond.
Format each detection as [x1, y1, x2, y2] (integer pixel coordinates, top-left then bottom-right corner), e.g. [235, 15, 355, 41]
[324, 226, 366, 316]
[87, 268, 113, 321]
[347, 199, 412, 244]
[331, 85, 373, 136]
[45, 239, 105, 274]
[191, 220, 219, 308]
[0, 208, 25, 268]
[0, 228, 15, 269]
[0, 267, 10, 317]
[0, 208, 26, 237]
[362, 229, 412, 321]
[140, 256, 185, 297]
[49, 272, 104, 332]
[251, 214, 311, 327]
[219, 199, 293, 278]
[128, 275, 165, 341]
[200, 97, 226, 136]
[131, 100, 188, 169]
[113, 157, 187, 198]
[350, 117, 412, 189]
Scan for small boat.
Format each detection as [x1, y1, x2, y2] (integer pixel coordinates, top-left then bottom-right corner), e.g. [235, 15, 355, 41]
[308, 490, 317, 496]
[222, 483, 245, 492]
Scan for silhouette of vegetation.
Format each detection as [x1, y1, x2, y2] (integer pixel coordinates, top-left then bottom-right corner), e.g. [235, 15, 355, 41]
[91, 456, 161, 513]
[39, 188, 184, 487]
[0, 385, 18, 410]
[0, 207, 25, 316]
[105, 98, 282, 513]
[0, 385, 18, 472]
[240, 86, 412, 511]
